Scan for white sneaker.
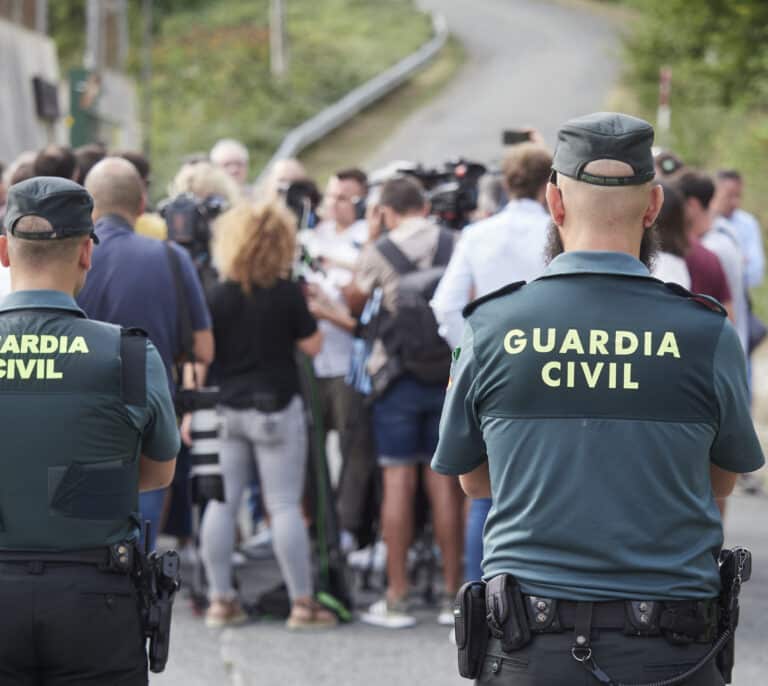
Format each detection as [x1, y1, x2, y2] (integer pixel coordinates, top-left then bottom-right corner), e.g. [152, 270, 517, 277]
[347, 541, 387, 571]
[359, 598, 416, 629]
[437, 596, 455, 626]
[231, 551, 248, 567]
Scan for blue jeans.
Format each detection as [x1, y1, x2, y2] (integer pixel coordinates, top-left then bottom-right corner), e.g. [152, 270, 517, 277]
[465, 497, 491, 581]
[139, 488, 166, 552]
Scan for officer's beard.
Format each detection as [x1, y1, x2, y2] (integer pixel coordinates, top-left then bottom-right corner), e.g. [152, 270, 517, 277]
[544, 221, 659, 271]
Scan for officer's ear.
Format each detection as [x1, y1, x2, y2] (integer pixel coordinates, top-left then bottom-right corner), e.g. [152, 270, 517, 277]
[79, 236, 94, 272]
[643, 184, 665, 230]
[0, 235, 9, 269]
[546, 182, 565, 226]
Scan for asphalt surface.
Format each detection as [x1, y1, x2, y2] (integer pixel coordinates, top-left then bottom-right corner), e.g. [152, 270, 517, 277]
[367, 0, 621, 169]
[153, 2, 768, 684]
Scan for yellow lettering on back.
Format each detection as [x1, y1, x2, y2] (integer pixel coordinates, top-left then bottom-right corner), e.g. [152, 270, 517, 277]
[643, 331, 653, 356]
[68, 336, 89, 354]
[541, 361, 561, 387]
[16, 358, 36, 379]
[656, 332, 681, 358]
[0, 359, 6, 379]
[40, 335, 58, 354]
[46, 359, 63, 380]
[559, 329, 585, 355]
[589, 330, 609, 355]
[532, 328, 556, 353]
[581, 361, 604, 388]
[0, 336, 19, 354]
[504, 330, 527, 355]
[20, 335, 39, 354]
[623, 363, 639, 390]
[615, 331, 638, 355]
[566, 361, 576, 387]
[608, 362, 617, 389]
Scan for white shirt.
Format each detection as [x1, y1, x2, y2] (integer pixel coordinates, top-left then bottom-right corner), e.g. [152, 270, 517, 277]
[431, 199, 550, 348]
[652, 252, 691, 289]
[0, 267, 11, 301]
[300, 220, 368, 378]
[719, 208, 765, 289]
[703, 220, 748, 352]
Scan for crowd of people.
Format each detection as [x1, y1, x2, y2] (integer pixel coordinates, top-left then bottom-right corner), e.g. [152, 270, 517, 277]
[0, 129, 763, 635]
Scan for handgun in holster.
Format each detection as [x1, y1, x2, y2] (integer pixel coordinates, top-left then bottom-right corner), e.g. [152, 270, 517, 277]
[485, 574, 532, 653]
[454, 581, 490, 679]
[133, 542, 181, 674]
[716, 546, 751, 684]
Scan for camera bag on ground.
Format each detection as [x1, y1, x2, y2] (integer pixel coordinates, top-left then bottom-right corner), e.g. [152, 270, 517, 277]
[372, 228, 454, 392]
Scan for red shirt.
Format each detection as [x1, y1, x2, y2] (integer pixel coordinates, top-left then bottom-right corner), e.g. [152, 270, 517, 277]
[685, 240, 732, 304]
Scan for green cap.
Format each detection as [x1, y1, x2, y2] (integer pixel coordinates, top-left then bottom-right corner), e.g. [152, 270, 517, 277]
[551, 112, 655, 187]
[3, 177, 99, 244]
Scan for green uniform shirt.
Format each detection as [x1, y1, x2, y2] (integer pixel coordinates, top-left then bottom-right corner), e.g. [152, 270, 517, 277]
[0, 290, 179, 550]
[432, 251, 764, 601]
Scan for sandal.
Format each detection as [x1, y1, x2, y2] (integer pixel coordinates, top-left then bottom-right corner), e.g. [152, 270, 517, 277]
[286, 598, 339, 630]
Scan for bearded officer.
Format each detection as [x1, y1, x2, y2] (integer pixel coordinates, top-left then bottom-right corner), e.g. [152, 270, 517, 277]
[432, 113, 764, 685]
[0, 177, 179, 685]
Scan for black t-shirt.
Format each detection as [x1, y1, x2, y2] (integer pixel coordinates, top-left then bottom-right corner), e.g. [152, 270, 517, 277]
[209, 279, 317, 409]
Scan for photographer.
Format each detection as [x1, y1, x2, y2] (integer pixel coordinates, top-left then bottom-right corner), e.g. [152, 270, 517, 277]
[199, 201, 337, 630]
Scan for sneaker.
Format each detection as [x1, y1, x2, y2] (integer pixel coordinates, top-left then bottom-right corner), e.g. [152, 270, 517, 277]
[205, 598, 248, 629]
[347, 540, 387, 571]
[437, 596, 456, 626]
[286, 599, 338, 630]
[359, 597, 416, 629]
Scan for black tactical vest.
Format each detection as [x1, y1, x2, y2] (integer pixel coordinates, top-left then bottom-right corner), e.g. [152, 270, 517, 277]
[0, 307, 146, 551]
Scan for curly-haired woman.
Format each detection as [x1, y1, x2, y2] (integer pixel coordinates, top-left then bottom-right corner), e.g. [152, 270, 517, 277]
[199, 202, 336, 629]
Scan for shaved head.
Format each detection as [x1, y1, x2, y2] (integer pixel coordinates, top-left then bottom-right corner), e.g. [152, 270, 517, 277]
[85, 157, 144, 221]
[546, 158, 664, 267]
[558, 160, 654, 231]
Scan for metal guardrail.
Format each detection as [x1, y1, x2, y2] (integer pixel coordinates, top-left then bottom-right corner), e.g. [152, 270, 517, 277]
[260, 12, 448, 180]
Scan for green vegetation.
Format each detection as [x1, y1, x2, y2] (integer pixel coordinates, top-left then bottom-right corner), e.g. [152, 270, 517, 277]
[48, 0, 433, 195]
[299, 36, 465, 186]
[616, 0, 768, 317]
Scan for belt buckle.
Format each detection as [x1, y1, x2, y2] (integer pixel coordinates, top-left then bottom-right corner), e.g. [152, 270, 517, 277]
[624, 600, 660, 636]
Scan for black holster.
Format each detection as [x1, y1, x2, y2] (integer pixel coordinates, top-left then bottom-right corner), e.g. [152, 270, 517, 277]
[485, 574, 532, 653]
[455, 581, 490, 679]
[132, 547, 181, 674]
[716, 547, 752, 683]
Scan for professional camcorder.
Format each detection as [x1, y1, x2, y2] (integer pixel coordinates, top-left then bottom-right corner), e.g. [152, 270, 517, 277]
[279, 179, 321, 231]
[400, 159, 487, 230]
[160, 192, 228, 291]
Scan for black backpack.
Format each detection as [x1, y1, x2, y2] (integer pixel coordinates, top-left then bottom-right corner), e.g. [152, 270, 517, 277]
[371, 228, 454, 391]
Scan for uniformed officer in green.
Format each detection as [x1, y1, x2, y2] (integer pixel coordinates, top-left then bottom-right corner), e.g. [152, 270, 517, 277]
[0, 177, 179, 685]
[433, 113, 764, 685]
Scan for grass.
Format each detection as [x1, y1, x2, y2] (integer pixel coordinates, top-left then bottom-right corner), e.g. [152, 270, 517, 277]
[142, 0, 433, 198]
[298, 35, 465, 186]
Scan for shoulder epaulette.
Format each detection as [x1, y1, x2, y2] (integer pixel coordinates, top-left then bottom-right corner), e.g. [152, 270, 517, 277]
[462, 281, 526, 318]
[663, 282, 727, 316]
[120, 326, 149, 338]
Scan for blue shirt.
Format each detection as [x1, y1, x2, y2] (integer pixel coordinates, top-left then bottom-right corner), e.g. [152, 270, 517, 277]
[432, 251, 764, 601]
[77, 214, 211, 387]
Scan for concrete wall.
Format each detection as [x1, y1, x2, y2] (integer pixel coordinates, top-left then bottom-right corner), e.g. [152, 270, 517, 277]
[0, 17, 64, 166]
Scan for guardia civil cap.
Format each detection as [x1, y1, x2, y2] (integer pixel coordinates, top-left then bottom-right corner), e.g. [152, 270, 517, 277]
[3, 176, 99, 244]
[551, 112, 655, 187]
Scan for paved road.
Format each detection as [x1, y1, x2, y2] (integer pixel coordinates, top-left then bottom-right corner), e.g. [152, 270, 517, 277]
[153, 2, 768, 684]
[367, 0, 621, 168]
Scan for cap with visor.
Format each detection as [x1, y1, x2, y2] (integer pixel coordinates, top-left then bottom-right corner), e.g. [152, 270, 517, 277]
[2, 177, 99, 244]
[551, 112, 656, 187]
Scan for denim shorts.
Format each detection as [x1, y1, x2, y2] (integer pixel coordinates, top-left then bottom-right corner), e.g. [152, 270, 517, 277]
[372, 375, 446, 466]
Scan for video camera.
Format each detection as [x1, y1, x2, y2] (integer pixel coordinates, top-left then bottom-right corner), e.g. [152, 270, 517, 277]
[159, 193, 228, 290]
[400, 159, 487, 230]
[279, 179, 321, 231]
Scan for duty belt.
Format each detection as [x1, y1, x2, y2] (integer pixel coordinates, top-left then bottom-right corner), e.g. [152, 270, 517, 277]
[523, 595, 718, 643]
[0, 543, 135, 574]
